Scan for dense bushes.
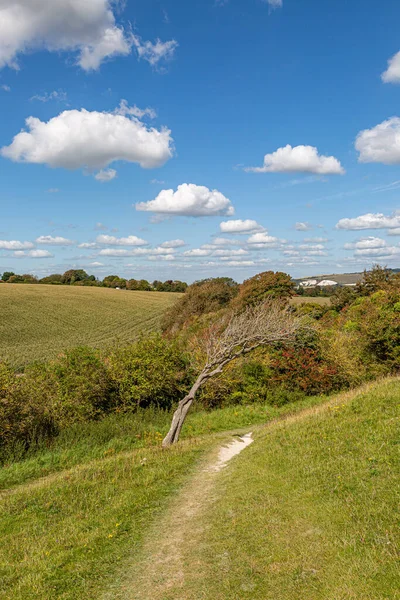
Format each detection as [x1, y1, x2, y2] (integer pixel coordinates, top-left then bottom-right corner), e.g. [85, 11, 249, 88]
[2, 265, 400, 462]
[162, 277, 239, 333]
[0, 338, 192, 461]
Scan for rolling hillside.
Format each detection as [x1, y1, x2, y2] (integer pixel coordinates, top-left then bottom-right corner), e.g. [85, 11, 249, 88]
[0, 284, 181, 367]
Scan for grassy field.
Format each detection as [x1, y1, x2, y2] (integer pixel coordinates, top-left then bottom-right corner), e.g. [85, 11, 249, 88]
[171, 379, 400, 599]
[0, 395, 329, 600]
[0, 285, 181, 367]
[290, 295, 331, 306]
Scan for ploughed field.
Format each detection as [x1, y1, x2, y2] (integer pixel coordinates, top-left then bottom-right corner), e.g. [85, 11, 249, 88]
[0, 284, 181, 367]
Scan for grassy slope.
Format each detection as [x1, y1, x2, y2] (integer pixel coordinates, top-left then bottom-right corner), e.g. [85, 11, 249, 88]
[0, 285, 181, 366]
[0, 395, 328, 600]
[182, 379, 400, 599]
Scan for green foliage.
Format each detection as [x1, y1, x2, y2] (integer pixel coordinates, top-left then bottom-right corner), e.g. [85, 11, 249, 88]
[162, 277, 238, 333]
[106, 336, 191, 410]
[39, 274, 63, 285]
[330, 285, 357, 310]
[1, 271, 15, 282]
[234, 270, 295, 310]
[61, 269, 89, 284]
[356, 264, 394, 295]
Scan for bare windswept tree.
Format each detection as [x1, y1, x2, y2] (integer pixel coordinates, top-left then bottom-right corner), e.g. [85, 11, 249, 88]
[162, 301, 307, 447]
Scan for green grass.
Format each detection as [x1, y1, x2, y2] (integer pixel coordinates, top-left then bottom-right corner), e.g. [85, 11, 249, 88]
[0, 284, 181, 367]
[182, 379, 400, 599]
[0, 395, 328, 599]
[290, 296, 332, 306]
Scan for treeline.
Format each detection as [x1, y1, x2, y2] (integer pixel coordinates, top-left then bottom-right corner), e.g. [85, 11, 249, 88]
[1, 265, 399, 461]
[0, 269, 188, 293]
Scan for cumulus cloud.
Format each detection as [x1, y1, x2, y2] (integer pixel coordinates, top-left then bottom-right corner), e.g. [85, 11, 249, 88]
[78, 242, 98, 249]
[224, 260, 256, 267]
[220, 219, 264, 234]
[96, 234, 148, 246]
[0, 0, 133, 71]
[214, 249, 249, 257]
[299, 243, 325, 250]
[387, 228, 400, 236]
[1, 108, 173, 176]
[344, 237, 387, 250]
[336, 212, 400, 230]
[183, 248, 211, 257]
[382, 51, 400, 84]
[132, 36, 178, 68]
[136, 183, 234, 217]
[98, 246, 172, 257]
[356, 117, 400, 164]
[147, 254, 175, 261]
[95, 168, 117, 182]
[36, 235, 74, 246]
[354, 246, 400, 257]
[247, 232, 280, 247]
[246, 145, 345, 175]
[160, 239, 185, 248]
[0, 239, 34, 250]
[14, 249, 53, 258]
[1, 84, 10, 92]
[265, 0, 282, 7]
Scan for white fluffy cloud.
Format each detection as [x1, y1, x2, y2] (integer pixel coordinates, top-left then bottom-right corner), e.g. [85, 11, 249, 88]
[132, 36, 178, 68]
[160, 239, 185, 248]
[246, 145, 345, 175]
[220, 219, 264, 234]
[387, 228, 400, 236]
[247, 232, 280, 246]
[95, 168, 117, 182]
[183, 248, 211, 257]
[382, 51, 400, 84]
[344, 237, 387, 250]
[0, 239, 34, 250]
[96, 235, 148, 246]
[336, 212, 400, 230]
[356, 117, 400, 164]
[36, 235, 74, 246]
[14, 249, 53, 258]
[354, 246, 400, 257]
[1, 108, 173, 175]
[0, 0, 132, 71]
[266, 0, 283, 7]
[136, 184, 234, 217]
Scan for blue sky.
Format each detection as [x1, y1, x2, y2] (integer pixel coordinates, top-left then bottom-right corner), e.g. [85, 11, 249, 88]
[1, 0, 400, 283]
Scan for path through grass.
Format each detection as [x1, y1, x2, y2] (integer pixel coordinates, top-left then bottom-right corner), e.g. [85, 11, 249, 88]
[117, 379, 399, 600]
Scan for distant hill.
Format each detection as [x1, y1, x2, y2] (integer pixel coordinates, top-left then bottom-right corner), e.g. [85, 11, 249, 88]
[295, 267, 400, 288]
[294, 271, 363, 287]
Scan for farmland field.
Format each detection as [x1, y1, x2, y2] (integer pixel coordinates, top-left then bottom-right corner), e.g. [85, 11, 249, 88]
[0, 284, 181, 367]
[290, 296, 332, 306]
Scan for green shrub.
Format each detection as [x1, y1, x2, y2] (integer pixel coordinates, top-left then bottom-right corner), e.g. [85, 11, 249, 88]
[106, 336, 192, 410]
[51, 347, 115, 426]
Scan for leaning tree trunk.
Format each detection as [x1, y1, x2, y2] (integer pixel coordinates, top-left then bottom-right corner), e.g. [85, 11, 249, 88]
[162, 373, 206, 447]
